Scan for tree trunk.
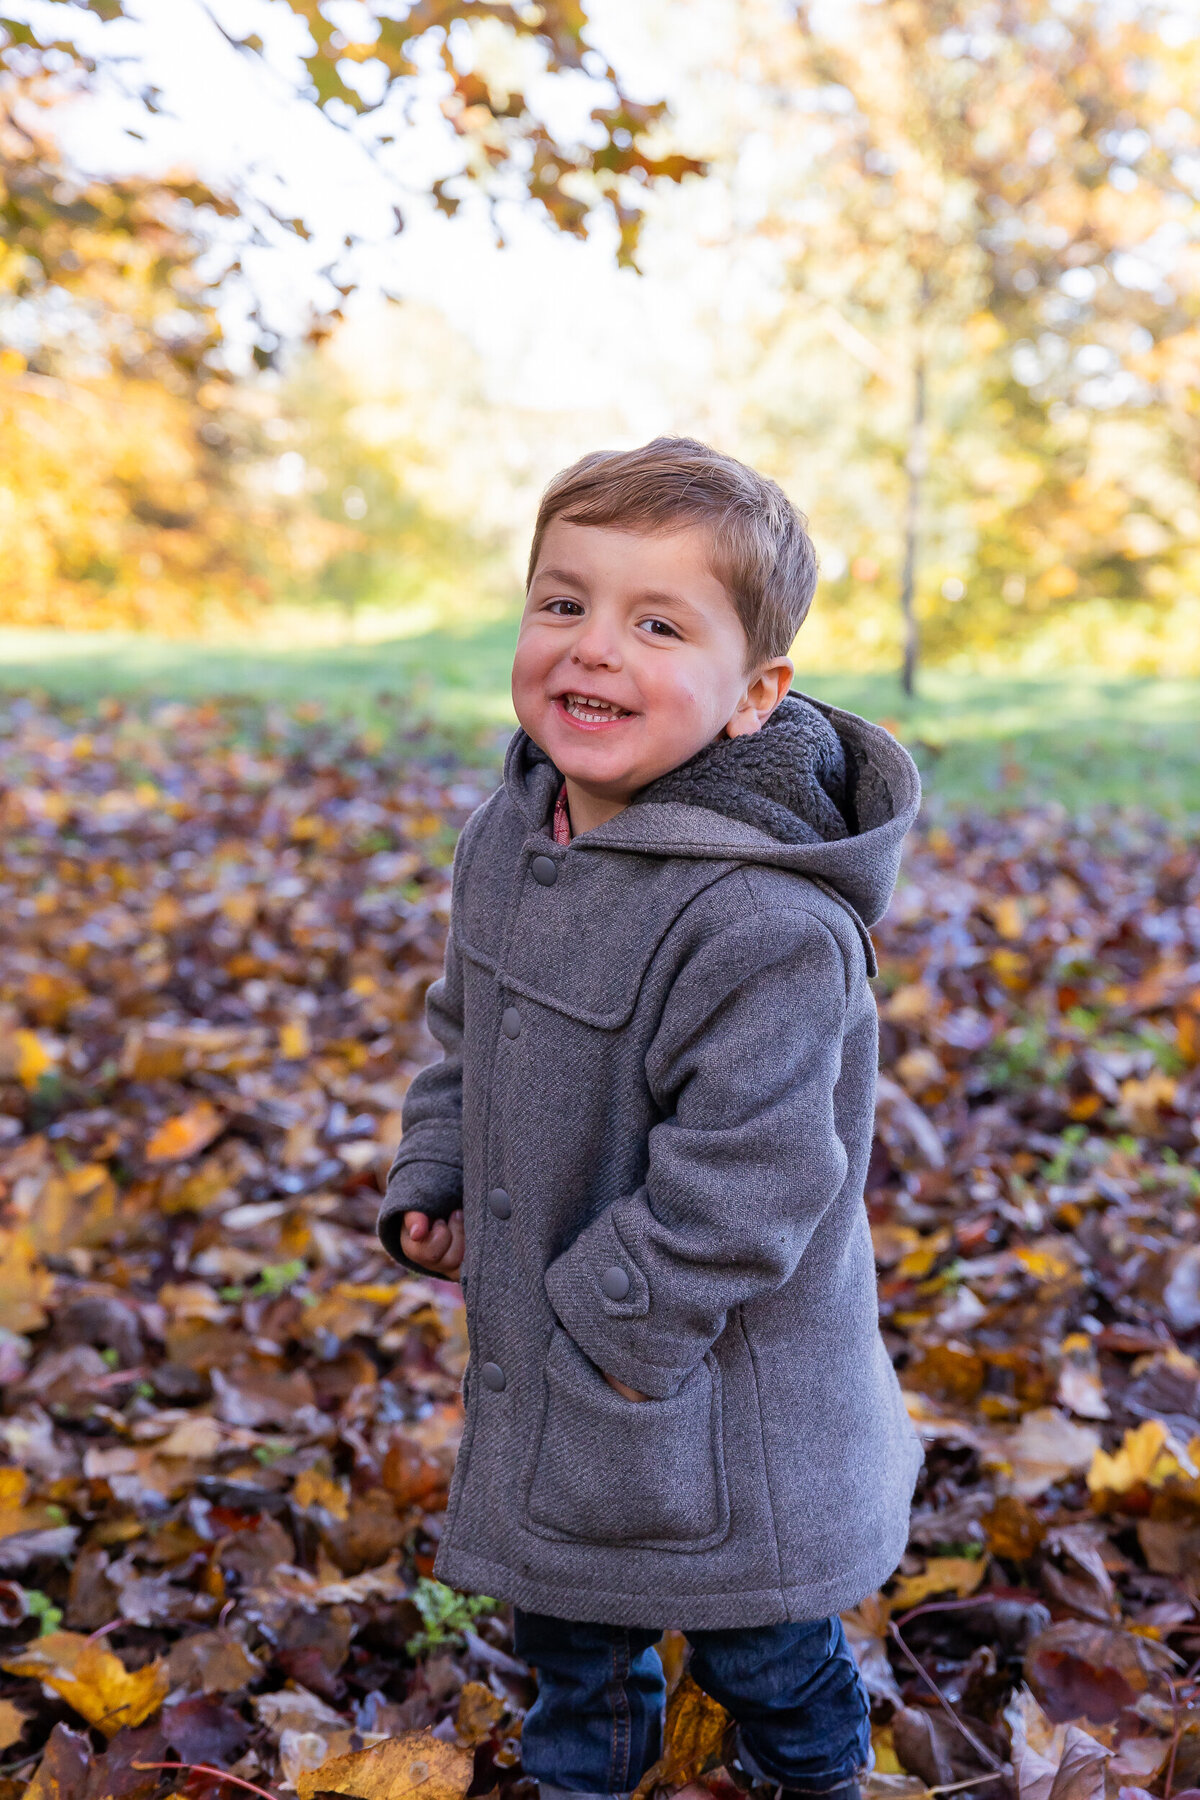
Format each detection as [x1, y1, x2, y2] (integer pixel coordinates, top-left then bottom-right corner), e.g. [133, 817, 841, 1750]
[899, 348, 926, 698]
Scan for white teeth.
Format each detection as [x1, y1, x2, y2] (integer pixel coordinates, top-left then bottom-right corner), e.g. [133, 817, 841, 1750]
[562, 693, 626, 721]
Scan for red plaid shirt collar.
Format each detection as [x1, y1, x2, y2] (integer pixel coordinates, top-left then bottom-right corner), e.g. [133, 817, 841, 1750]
[552, 783, 572, 845]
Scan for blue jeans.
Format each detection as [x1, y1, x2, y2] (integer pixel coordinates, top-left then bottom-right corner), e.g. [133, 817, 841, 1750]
[513, 1609, 871, 1800]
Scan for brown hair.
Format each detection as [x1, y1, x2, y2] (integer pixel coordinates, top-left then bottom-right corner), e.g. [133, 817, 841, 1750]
[526, 436, 818, 666]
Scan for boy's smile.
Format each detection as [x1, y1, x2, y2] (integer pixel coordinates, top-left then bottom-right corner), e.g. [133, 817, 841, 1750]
[512, 518, 793, 835]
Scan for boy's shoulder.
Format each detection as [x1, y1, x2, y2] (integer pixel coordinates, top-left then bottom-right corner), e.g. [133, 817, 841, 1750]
[676, 859, 873, 987]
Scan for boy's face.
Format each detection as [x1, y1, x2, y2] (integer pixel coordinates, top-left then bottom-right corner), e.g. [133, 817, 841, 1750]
[513, 518, 792, 825]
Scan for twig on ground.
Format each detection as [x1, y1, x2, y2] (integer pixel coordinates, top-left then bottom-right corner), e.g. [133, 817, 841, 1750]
[133, 1761, 281, 1800]
[888, 1621, 1005, 1775]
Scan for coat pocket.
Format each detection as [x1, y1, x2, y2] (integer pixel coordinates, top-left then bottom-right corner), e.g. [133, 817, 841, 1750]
[526, 1327, 730, 1551]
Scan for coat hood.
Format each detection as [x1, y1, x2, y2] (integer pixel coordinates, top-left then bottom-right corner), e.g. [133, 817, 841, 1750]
[504, 691, 920, 931]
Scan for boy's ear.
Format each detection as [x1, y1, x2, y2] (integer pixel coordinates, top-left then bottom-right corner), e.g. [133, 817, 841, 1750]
[724, 658, 794, 739]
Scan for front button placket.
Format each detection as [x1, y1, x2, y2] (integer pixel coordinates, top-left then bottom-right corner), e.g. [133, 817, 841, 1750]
[480, 1361, 506, 1393]
[530, 854, 558, 887]
[488, 1188, 512, 1220]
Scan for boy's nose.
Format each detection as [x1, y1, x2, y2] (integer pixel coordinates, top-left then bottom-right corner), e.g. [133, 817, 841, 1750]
[570, 630, 621, 670]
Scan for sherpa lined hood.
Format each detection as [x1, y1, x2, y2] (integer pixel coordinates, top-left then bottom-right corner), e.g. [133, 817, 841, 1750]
[505, 691, 921, 932]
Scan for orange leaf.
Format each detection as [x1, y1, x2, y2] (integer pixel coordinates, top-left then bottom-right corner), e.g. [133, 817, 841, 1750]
[144, 1101, 224, 1163]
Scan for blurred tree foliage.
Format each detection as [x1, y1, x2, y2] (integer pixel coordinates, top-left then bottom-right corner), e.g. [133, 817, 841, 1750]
[0, 0, 698, 632]
[0, 83, 274, 630]
[0, 81, 500, 633]
[0, 0, 701, 276]
[704, 0, 1200, 684]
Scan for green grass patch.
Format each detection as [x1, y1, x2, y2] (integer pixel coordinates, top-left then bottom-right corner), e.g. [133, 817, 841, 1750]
[0, 624, 1195, 812]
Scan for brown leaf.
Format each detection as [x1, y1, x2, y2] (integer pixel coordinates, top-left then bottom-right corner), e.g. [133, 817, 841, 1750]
[1025, 1623, 1175, 1726]
[167, 1627, 263, 1694]
[295, 1728, 473, 1800]
[23, 1723, 91, 1800]
[984, 1495, 1045, 1561]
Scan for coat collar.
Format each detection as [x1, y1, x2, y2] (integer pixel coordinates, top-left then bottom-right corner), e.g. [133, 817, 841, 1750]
[502, 692, 919, 931]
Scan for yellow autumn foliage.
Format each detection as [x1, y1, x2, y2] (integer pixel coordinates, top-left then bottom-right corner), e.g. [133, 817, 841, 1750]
[0, 1632, 169, 1737]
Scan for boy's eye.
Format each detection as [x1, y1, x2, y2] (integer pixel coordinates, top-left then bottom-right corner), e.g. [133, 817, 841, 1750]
[545, 598, 584, 616]
[638, 617, 681, 639]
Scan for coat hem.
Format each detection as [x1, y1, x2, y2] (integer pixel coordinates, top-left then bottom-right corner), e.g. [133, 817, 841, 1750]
[431, 1533, 910, 1631]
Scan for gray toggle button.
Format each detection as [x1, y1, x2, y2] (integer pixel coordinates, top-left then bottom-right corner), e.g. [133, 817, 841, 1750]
[488, 1188, 512, 1220]
[501, 1006, 521, 1039]
[601, 1265, 631, 1301]
[531, 855, 558, 886]
[480, 1362, 506, 1392]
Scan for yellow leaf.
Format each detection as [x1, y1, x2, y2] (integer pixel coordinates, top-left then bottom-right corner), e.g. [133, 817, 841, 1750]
[0, 1695, 28, 1751]
[14, 1029, 55, 1090]
[455, 1680, 504, 1747]
[144, 1101, 224, 1164]
[30, 1164, 117, 1257]
[0, 1229, 55, 1333]
[0, 1470, 26, 1511]
[888, 1554, 988, 1613]
[1016, 1244, 1075, 1283]
[989, 896, 1025, 940]
[296, 1728, 473, 1800]
[293, 1469, 350, 1520]
[280, 1018, 311, 1059]
[631, 1673, 729, 1800]
[897, 1229, 951, 1280]
[882, 983, 935, 1023]
[1088, 1420, 1186, 1499]
[990, 948, 1030, 988]
[0, 1632, 168, 1736]
[870, 1721, 905, 1775]
[1119, 1074, 1177, 1130]
[220, 890, 257, 928]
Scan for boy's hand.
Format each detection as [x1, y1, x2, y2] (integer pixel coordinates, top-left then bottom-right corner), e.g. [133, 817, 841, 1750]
[400, 1209, 465, 1279]
[603, 1371, 650, 1403]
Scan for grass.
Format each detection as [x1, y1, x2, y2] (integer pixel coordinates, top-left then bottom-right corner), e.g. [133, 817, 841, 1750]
[0, 622, 1196, 812]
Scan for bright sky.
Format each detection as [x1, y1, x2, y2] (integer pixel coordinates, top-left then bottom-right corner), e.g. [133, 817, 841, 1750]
[38, 0, 740, 425]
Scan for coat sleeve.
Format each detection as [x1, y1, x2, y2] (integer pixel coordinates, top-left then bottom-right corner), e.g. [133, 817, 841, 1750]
[543, 900, 853, 1399]
[377, 923, 465, 1272]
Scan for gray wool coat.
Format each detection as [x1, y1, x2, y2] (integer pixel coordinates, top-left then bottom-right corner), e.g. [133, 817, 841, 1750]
[379, 694, 924, 1630]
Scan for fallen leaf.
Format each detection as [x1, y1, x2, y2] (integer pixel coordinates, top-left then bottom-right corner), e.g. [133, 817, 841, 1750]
[14, 1029, 55, 1091]
[22, 1722, 90, 1800]
[1005, 1409, 1102, 1499]
[168, 1628, 263, 1695]
[0, 1229, 56, 1332]
[296, 1728, 473, 1800]
[0, 1630, 169, 1736]
[0, 1697, 27, 1752]
[889, 1553, 989, 1612]
[455, 1680, 504, 1746]
[1008, 1686, 1111, 1800]
[1025, 1622, 1175, 1725]
[631, 1672, 729, 1800]
[144, 1101, 224, 1164]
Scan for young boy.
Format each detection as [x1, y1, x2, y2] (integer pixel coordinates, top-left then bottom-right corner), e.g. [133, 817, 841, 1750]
[379, 439, 923, 1800]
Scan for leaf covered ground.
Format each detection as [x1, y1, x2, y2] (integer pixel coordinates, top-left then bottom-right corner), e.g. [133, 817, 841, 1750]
[0, 698, 1196, 1800]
